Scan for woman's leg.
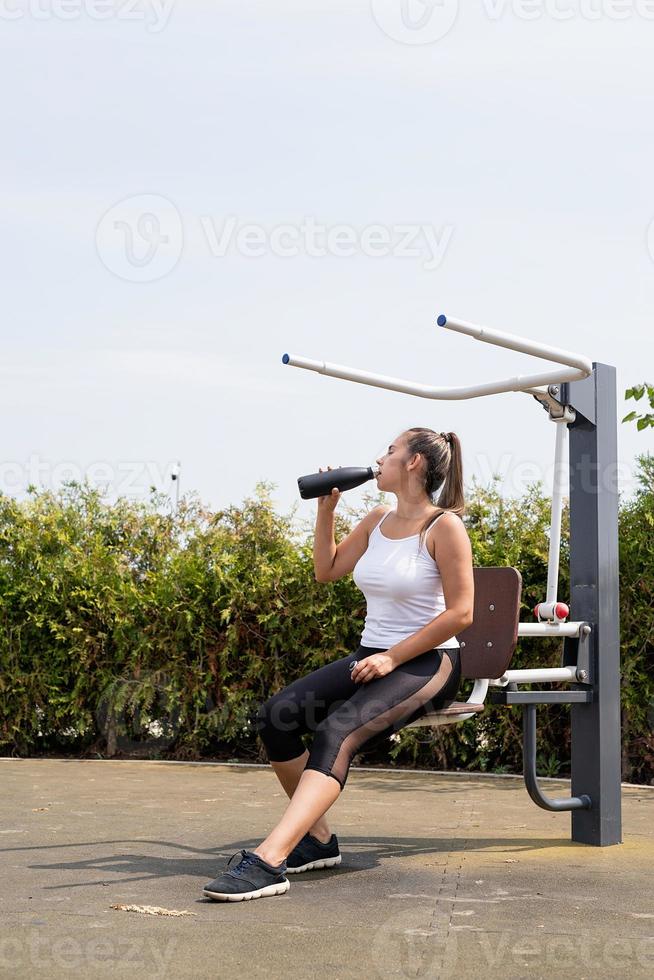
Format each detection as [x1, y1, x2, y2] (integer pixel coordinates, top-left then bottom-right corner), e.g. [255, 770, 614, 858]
[269, 751, 332, 842]
[253, 647, 386, 860]
[253, 769, 342, 867]
[252, 647, 460, 867]
[303, 647, 461, 792]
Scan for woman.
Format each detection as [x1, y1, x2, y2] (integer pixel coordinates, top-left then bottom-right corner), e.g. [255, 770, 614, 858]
[203, 427, 474, 902]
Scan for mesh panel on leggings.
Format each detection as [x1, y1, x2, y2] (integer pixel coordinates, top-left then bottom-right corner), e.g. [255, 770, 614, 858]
[328, 652, 455, 789]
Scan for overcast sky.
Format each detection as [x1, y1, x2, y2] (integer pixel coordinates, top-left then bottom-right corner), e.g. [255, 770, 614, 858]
[1, 0, 652, 530]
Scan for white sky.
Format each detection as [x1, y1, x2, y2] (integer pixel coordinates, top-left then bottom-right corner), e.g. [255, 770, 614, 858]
[1, 0, 653, 531]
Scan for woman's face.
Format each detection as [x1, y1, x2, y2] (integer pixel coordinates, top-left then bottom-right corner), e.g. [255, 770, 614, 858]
[376, 433, 413, 491]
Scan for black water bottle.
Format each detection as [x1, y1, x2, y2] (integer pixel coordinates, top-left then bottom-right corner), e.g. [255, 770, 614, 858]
[298, 465, 381, 500]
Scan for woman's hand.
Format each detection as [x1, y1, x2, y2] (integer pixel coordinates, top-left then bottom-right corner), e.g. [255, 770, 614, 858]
[317, 465, 341, 513]
[351, 652, 395, 683]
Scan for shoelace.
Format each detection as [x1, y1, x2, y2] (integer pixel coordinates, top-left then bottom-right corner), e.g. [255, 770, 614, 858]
[226, 849, 285, 877]
[226, 849, 258, 877]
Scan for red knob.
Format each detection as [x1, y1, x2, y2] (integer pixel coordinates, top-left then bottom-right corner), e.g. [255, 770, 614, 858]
[555, 602, 569, 621]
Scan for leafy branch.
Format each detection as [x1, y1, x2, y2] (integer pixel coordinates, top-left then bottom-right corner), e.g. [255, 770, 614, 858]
[623, 383, 654, 431]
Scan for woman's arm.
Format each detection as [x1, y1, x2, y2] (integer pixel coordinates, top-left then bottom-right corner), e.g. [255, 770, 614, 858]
[315, 504, 389, 583]
[388, 513, 474, 669]
[313, 506, 338, 582]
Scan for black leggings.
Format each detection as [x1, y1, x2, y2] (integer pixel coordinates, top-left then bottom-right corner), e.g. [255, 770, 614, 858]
[255, 645, 461, 791]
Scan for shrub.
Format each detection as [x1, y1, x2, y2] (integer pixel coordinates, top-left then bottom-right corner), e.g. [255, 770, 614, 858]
[0, 457, 651, 783]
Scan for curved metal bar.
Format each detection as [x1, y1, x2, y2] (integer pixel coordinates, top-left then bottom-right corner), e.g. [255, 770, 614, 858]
[438, 315, 593, 377]
[281, 353, 589, 401]
[282, 311, 592, 402]
[523, 704, 592, 812]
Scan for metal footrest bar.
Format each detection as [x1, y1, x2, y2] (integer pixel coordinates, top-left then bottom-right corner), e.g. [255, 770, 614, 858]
[490, 689, 593, 705]
[518, 622, 586, 637]
[522, 704, 592, 812]
[490, 666, 581, 686]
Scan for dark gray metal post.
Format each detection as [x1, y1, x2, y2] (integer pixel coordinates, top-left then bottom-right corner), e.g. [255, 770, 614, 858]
[564, 363, 622, 846]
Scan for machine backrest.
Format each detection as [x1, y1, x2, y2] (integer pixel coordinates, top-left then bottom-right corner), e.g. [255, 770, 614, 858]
[456, 566, 522, 680]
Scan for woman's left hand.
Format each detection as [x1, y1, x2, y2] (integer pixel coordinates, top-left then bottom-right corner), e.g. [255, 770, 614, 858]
[351, 653, 395, 683]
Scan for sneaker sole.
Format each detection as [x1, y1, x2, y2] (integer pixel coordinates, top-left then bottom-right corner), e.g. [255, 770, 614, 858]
[203, 879, 290, 902]
[286, 854, 342, 874]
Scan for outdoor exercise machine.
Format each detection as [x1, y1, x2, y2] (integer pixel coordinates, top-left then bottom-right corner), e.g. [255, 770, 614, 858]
[282, 313, 622, 847]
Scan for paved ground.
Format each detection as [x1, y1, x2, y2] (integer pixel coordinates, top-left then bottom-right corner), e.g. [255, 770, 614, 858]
[0, 759, 653, 979]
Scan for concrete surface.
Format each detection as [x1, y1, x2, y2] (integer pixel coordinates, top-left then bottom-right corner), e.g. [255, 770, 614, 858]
[0, 758, 653, 979]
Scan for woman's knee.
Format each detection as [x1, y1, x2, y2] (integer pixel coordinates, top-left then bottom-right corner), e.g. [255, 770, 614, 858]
[252, 695, 304, 761]
[254, 695, 296, 739]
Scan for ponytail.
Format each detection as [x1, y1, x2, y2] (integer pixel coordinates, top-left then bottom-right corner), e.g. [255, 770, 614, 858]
[403, 427, 466, 552]
[435, 431, 465, 516]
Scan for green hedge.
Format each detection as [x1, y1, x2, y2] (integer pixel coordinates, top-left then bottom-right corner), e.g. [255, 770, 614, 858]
[0, 456, 652, 783]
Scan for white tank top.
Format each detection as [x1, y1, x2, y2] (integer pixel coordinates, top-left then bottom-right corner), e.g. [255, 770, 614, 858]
[352, 509, 460, 649]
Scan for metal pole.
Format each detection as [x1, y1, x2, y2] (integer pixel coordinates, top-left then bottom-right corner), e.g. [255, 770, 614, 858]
[564, 363, 622, 845]
[546, 419, 568, 605]
[171, 461, 181, 513]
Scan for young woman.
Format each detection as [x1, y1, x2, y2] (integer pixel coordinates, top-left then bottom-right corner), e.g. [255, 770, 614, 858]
[204, 427, 475, 902]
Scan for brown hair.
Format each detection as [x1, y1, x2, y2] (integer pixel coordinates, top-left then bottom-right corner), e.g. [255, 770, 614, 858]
[403, 427, 465, 552]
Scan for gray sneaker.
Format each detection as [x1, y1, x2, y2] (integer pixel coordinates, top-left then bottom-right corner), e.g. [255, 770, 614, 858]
[286, 832, 341, 874]
[203, 849, 290, 902]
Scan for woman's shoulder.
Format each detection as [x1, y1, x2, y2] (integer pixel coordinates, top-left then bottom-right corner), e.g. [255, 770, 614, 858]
[430, 511, 469, 540]
[364, 503, 392, 531]
[367, 503, 393, 521]
[432, 509, 464, 525]
[425, 510, 467, 559]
